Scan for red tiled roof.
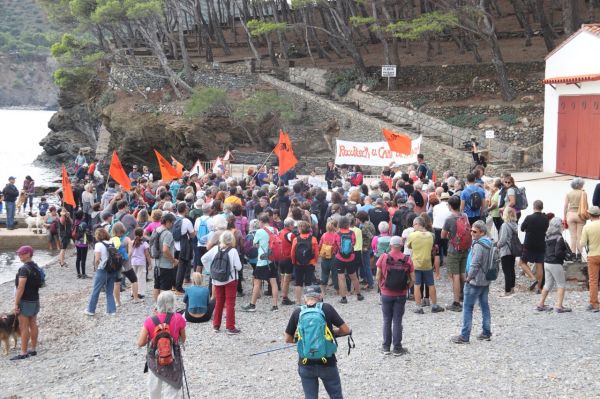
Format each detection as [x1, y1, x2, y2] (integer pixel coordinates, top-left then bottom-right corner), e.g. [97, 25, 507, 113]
[582, 24, 600, 37]
[543, 73, 600, 84]
[545, 24, 600, 60]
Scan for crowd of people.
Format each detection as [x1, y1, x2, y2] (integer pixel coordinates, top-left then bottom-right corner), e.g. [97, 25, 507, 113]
[7, 150, 600, 399]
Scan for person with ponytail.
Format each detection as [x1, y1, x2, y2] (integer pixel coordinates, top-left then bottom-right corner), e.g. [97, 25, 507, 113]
[129, 227, 151, 301]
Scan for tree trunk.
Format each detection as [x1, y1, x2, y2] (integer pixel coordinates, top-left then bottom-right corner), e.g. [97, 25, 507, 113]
[329, 7, 367, 75]
[172, 0, 193, 82]
[535, 0, 556, 51]
[235, 2, 262, 68]
[269, 0, 289, 59]
[561, 0, 578, 36]
[509, 0, 534, 46]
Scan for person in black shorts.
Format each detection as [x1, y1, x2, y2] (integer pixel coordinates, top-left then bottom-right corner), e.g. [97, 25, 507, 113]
[335, 216, 364, 303]
[519, 200, 549, 293]
[152, 214, 178, 302]
[291, 221, 318, 304]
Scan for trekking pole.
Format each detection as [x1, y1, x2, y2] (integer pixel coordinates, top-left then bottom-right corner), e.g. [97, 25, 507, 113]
[180, 345, 191, 399]
[249, 344, 296, 356]
[251, 148, 276, 179]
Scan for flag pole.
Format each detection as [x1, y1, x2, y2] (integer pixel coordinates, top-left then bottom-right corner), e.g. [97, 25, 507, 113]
[252, 148, 276, 179]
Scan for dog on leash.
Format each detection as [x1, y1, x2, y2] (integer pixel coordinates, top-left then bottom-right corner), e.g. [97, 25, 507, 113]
[0, 313, 20, 355]
[26, 211, 44, 234]
[16, 191, 28, 214]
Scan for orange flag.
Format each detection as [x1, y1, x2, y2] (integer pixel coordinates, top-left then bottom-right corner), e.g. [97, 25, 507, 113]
[154, 149, 180, 182]
[171, 156, 184, 176]
[274, 130, 298, 176]
[382, 128, 412, 155]
[61, 164, 76, 207]
[431, 171, 437, 182]
[108, 151, 132, 191]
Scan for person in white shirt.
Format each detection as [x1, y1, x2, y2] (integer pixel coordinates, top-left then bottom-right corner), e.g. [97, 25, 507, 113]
[432, 192, 452, 267]
[174, 202, 196, 294]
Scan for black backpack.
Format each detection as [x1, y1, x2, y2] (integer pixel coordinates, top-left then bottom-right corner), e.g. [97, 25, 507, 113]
[210, 247, 232, 282]
[383, 253, 411, 291]
[392, 208, 409, 236]
[102, 241, 124, 272]
[412, 190, 425, 208]
[172, 217, 183, 242]
[468, 189, 483, 211]
[295, 235, 314, 265]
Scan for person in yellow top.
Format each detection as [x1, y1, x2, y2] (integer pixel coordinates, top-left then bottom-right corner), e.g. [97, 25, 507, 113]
[349, 216, 364, 287]
[407, 217, 444, 314]
[224, 187, 242, 206]
[580, 206, 600, 312]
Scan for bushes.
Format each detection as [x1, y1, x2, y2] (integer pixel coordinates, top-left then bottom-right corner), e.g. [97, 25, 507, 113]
[500, 113, 518, 125]
[445, 113, 486, 128]
[326, 68, 380, 97]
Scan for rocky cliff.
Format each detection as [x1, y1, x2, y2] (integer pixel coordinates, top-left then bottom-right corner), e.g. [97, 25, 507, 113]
[0, 55, 58, 108]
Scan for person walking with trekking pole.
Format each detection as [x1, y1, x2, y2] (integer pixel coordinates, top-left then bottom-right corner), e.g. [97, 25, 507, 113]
[284, 285, 352, 399]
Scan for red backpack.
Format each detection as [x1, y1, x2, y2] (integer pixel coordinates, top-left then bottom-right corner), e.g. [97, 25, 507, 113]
[265, 227, 286, 262]
[451, 215, 472, 252]
[150, 313, 174, 367]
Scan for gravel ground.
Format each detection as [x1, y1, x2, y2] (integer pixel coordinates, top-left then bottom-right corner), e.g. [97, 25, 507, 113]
[1, 250, 600, 399]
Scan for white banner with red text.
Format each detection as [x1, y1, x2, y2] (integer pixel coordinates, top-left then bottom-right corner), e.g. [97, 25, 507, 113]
[334, 136, 422, 167]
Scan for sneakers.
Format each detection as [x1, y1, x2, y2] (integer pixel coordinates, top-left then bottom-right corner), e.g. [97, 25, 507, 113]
[422, 298, 431, 307]
[476, 333, 491, 341]
[586, 304, 600, 312]
[226, 328, 242, 335]
[84, 310, 95, 316]
[413, 306, 425, 314]
[281, 297, 295, 306]
[393, 347, 408, 356]
[271, 306, 279, 312]
[242, 304, 256, 312]
[381, 346, 391, 355]
[431, 304, 445, 313]
[339, 297, 348, 304]
[446, 303, 462, 312]
[555, 307, 572, 313]
[213, 326, 220, 333]
[357, 293, 365, 301]
[451, 335, 469, 344]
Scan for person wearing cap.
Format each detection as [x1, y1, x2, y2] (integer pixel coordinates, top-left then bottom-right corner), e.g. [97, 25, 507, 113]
[3, 176, 19, 230]
[284, 285, 352, 399]
[376, 236, 414, 355]
[581, 206, 600, 312]
[12, 245, 42, 360]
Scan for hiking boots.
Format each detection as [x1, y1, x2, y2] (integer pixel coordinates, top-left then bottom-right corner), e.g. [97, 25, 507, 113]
[339, 297, 348, 304]
[451, 335, 469, 344]
[476, 333, 491, 341]
[357, 293, 365, 301]
[281, 297, 295, 306]
[413, 306, 425, 314]
[226, 328, 242, 335]
[431, 304, 445, 313]
[393, 347, 408, 356]
[446, 302, 462, 312]
[381, 346, 391, 355]
[242, 304, 256, 312]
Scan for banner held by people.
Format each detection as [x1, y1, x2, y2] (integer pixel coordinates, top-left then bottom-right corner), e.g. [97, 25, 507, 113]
[334, 136, 422, 167]
[274, 130, 298, 176]
[154, 149, 181, 182]
[61, 164, 76, 207]
[382, 128, 412, 155]
[108, 151, 132, 191]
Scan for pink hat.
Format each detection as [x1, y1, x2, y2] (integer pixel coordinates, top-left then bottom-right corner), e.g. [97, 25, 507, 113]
[16, 245, 33, 256]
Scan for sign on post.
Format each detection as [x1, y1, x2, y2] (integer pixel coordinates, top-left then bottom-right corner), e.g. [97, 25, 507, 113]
[485, 130, 495, 139]
[381, 65, 397, 91]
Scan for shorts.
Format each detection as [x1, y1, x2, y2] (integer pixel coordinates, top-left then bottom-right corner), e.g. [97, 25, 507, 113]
[521, 248, 544, 264]
[19, 300, 40, 317]
[415, 269, 434, 286]
[446, 251, 468, 275]
[543, 263, 566, 291]
[294, 264, 315, 287]
[47, 232, 58, 243]
[116, 269, 138, 284]
[335, 258, 358, 275]
[61, 238, 71, 250]
[253, 263, 278, 281]
[279, 259, 294, 275]
[154, 267, 176, 291]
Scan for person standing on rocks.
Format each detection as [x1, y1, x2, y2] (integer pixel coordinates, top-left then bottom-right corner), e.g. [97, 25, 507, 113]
[284, 285, 351, 399]
[2, 176, 19, 230]
[22, 175, 35, 213]
[580, 206, 600, 312]
[12, 245, 42, 360]
[452, 220, 493, 344]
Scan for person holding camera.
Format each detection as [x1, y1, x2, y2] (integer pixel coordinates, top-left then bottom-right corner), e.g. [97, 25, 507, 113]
[470, 139, 487, 169]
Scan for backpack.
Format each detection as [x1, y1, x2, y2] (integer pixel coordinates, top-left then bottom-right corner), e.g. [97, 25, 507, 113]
[197, 217, 210, 246]
[514, 187, 528, 211]
[383, 253, 411, 291]
[450, 215, 472, 252]
[319, 242, 334, 260]
[375, 236, 392, 257]
[425, 166, 433, 180]
[49, 219, 58, 234]
[71, 221, 83, 241]
[265, 227, 285, 262]
[295, 303, 337, 363]
[295, 235, 314, 265]
[392, 208, 408, 236]
[244, 231, 259, 260]
[114, 236, 129, 262]
[482, 242, 500, 281]
[412, 190, 424, 208]
[338, 232, 353, 259]
[26, 262, 45, 288]
[467, 188, 483, 211]
[101, 241, 124, 272]
[149, 229, 165, 259]
[172, 216, 183, 242]
[150, 313, 175, 367]
[210, 247, 232, 282]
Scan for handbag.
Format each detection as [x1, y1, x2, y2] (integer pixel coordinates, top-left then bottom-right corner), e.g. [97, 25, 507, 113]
[578, 190, 589, 221]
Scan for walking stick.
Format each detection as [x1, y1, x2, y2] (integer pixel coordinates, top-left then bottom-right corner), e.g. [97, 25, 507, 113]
[249, 344, 296, 356]
[180, 345, 191, 398]
[251, 148, 276, 180]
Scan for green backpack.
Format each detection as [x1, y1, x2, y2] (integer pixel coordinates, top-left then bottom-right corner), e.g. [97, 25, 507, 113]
[295, 303, 337, 364]
[375, 236, 392, 257]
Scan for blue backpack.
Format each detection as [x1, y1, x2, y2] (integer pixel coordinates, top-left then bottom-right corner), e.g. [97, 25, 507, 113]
[197, 217, 210, 246]
[295, 303, 337, 363]
[338, 232, 353, 259]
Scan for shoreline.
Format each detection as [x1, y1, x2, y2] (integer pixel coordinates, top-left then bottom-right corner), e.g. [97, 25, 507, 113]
[0, 106, 57, 111]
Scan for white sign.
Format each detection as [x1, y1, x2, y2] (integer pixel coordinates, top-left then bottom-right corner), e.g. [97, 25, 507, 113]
[334, 136, 422, 167]
[485, 130, 495, 139]
[381, 65, 397, 78]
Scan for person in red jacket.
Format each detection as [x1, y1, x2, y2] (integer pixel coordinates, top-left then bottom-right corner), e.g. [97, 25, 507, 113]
[279, 218, 296, 305]
[291, 221, 319, 305]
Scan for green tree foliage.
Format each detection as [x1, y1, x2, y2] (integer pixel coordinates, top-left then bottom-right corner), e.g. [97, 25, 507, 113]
[185, 88, 229, 117]
[246, 20, 287, 36]
[386, 11, 458, 40]
[234, 91, 296, 124]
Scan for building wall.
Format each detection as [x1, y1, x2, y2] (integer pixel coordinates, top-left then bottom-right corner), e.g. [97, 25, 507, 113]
[543, 32, 600, 173]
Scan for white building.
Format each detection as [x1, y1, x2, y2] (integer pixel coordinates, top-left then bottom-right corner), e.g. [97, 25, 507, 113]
[543, 24, 600, 178]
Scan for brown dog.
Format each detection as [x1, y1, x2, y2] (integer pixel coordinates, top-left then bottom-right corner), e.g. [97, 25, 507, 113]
[0, 313, 20, 355]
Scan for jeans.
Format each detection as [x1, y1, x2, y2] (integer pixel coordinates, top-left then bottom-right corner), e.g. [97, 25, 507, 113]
[360, 250, 374, 288]
[381, 295, 406, 349]
[460, 283, 491, 340]
[87, 268, 117, 314]
[6, 201, 15, 228]
[76, 246, 88, 275]
[213, 280, 237, 330]
[298, 364, 343, 399]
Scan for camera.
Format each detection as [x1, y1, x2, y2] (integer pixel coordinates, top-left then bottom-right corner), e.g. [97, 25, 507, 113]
[462, 138, 479, 151]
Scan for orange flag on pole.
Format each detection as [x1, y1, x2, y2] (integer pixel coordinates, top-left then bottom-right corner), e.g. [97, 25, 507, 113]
[274, 130, 298, 176]
[154, 149, 180, 182]
[108, 151, 132, 191]
[382, 128, 412, 155]
[61, 164, 76, 207]
[171, 156, 184, 177]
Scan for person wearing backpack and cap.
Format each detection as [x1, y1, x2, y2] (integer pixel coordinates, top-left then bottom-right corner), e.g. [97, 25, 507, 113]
[137, 290, 186, 398]
[12, 245, 42, 360]
[376, 236, 414, 356]
[291, 221, 319, 305]
[460, 173, 486, 227]
[334, 216, 363, 304]
[284, 285, 352, 399]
